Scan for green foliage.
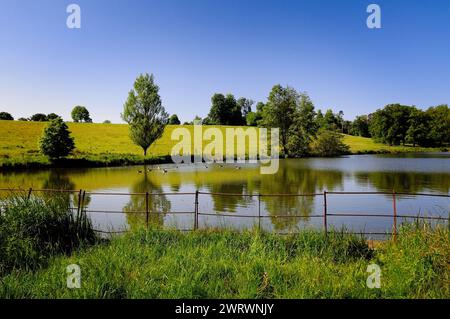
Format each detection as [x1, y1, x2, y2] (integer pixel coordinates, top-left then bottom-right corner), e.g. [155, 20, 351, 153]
[39, 118, 75, 159]
[0, 194, 96, 275]
[368, 104, 449, 147]
[30, 113, 48, 122]
[122, 73, 169, 156]
[426, 104, 450, 146]
[286, 94, 318, 157]
[351, 115, 370, 137]
[168, 114, 181, 125]
[369, 104, 412, 145]
[0, 112, 13, 120]
[312, 130, 350, 157]
[103, 120, 111, 124]
[406, 108, 431, 146]
[71, 106, 92, 123]
[237, 97, 254, 118]
[205, 93, 245, 125]
[261, 85, 298, 153]
[46, 113, 60, 121]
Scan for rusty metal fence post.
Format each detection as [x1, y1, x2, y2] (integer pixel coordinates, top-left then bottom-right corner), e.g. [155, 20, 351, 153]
[323, 191, 328, 237]
[194, 190, 199, 230]
[393, 190, 397, 242]
[145, 192, 149, 229]
[258, 194, 261, 232]
[27, 187, 33, 200]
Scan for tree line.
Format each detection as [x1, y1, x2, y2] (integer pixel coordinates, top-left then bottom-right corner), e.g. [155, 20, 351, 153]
[1, 73, 448, 161]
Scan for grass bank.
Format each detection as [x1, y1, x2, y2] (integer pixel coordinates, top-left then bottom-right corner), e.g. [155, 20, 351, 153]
[0, 221, 448, 298]
[0, 120, 444, 169]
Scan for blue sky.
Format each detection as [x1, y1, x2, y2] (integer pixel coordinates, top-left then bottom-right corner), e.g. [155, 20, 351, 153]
[0, 0, 449, 123]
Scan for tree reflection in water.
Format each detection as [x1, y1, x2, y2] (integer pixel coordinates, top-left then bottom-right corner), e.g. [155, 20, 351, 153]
[124, 168, 171, 229]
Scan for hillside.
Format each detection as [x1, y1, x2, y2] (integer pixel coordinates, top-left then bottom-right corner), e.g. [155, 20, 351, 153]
[0, 120, 443, 168]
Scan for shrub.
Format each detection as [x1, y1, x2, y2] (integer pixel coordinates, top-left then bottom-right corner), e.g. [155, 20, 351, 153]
[39, 118, 75, 159]
[0, 194, 96, 275]
[312, 130, 350, 157]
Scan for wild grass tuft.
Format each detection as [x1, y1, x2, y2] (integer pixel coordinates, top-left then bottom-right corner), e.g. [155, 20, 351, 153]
[0, 194, 97, 275]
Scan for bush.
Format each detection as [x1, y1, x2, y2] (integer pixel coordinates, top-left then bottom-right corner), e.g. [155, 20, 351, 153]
[0, 194, 96, 275]
[312, 130, 350, 157]
[39, 118, 75, 159]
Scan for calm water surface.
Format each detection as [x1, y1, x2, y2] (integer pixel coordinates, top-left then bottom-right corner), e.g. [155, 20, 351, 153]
[1, 153, 448, 238]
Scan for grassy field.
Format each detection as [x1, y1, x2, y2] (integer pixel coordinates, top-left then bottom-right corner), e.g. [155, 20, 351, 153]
[1, 225, 448, 298]
[0, 195, 448, 298]
[0, 120, 444, 169]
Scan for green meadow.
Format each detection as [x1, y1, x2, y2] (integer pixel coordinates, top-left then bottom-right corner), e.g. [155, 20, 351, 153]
[0, 120, 442, 169]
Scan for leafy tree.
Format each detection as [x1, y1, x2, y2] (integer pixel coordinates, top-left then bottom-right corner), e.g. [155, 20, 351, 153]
[312, 130, 349, 157]
[261, 85, 298, 153]
[205, 93, 244, 125]
[168, 114, 181, 125]
[351, 115, 370, 137]
[406, 108, 431, 146]
[103, 120, 111, 124]
[0, 112, 13, 120]
[369, 104, 412, 145]
[323, 109, 338, 130]
[286, 93, 318, 157]
[315, 110, 325, 128]
[122, 73, 169, 156]
[245, 112, 258, 126]
[426, 104, 450, 146]
[30, 113, 48, 121]
[17, 117, 28, 121]
[237, 97, 254, 118]
[71, 106, 92, 123]
[39, 118, 75, 159]
[47, 113, 61, 120]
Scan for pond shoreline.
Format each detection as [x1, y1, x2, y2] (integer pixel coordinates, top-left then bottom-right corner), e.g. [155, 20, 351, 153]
[1, 148, 447, 172]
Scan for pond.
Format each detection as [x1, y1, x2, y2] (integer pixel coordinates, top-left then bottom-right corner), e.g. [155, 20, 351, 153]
[0, 153, 449, 238]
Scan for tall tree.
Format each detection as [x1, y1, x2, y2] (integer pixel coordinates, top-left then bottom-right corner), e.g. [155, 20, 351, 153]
[286, 93, 318, 157]
[122, 73, 169, 156]
[351, 115, 370, 137]
[237, 97, 254, 118]
[261, 85, 298, 153]
[369, 104, 412, 145]
[406, 108, 431, 146]
[426, 104, 450, 146]
[71, 106, 92, 123]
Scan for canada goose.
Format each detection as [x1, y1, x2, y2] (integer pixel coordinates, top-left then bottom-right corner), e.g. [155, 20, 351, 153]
[163, 169, 168, 173]
[157, 166, 161, 170]
[147, 168, 152, 172]
[235, 166, 241, 170]
[137, 170, 143, 174]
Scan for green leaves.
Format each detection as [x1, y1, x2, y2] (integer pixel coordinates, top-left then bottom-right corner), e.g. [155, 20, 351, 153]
[122, 73, 169, 156]
[39, 118, 75, 159]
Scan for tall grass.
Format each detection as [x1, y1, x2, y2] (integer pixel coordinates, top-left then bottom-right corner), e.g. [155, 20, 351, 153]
[1, 223, 447, 298]
[0, 194, 97, 275]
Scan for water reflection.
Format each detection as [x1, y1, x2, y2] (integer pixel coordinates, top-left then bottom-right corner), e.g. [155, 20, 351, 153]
[124, 169, 171, 229]
[0, 154, 448, 234]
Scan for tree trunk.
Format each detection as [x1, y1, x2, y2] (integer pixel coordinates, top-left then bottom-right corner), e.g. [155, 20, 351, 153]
[143, 148, 147, 156]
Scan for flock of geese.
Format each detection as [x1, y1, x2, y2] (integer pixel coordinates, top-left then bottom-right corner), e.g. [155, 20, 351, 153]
[137, 163, 241, 174]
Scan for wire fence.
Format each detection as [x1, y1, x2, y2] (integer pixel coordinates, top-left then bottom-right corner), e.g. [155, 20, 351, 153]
[0, 187, 449, 239]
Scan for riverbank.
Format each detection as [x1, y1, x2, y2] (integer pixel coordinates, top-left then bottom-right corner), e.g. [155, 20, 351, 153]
[1, 225, 448, 298]
[0, 121, 445, 170]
